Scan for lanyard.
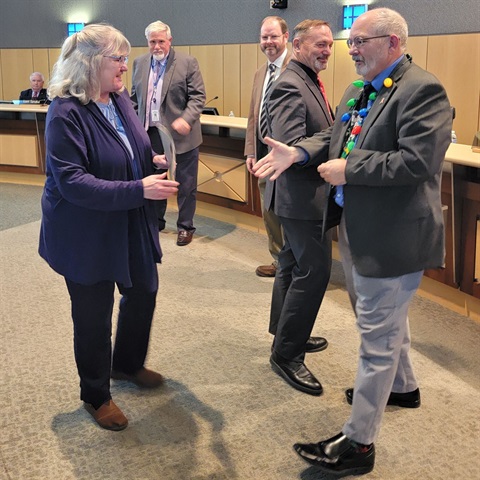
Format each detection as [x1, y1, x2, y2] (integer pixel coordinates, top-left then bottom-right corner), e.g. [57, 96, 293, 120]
[151, 59, 167, 89]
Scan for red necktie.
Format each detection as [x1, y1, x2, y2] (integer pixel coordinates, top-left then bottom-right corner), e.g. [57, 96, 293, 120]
[318, 78, 333, 122]
[32, 91, 39, 99]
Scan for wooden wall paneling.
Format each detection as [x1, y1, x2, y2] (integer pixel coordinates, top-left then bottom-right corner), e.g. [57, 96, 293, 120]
[406, 36, 428, 70]
[477, 91, 480, 134]
[0, 50, 3, 99]
[32, 49, 50, 84]
[223, 45, 240, 117]
[0, 34, 478, 144]
[124, 46, 149, 93]
[47, 48, 61, 78]
[191, 45, 223, 116]
[426, 33, 480, 145]
[331, 40, 358, 111]
[256, 43, 265, 69]
[240, 44, 259, 118]
[174, 46, 190, 54]
[1, 49, 34, 100]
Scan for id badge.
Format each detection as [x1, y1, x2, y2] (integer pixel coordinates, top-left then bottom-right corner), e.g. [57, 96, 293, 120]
[151, 109, 160, 122]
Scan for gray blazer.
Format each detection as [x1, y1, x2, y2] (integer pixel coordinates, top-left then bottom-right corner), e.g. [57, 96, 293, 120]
[265, 60, 333, 220]
[299, 56, 452, 277]
[130, 49, 206, 155]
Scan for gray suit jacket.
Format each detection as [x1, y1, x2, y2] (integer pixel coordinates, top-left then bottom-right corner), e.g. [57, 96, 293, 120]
[299, 56, 452, 277]
[130, 49, 206, 155]
[265, 60, 333, 220]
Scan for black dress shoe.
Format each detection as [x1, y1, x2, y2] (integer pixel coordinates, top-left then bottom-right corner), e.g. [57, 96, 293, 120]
[294, 432, 375, 477]
[270, 355, 323, 396]
[345, 387, 421, 408]
[271, 336, 328, 354]
[305, 336, 328, 353]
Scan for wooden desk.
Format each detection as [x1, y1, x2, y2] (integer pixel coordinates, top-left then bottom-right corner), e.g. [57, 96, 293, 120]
[0, 103, 48, 174]
[443, 143, 480, 297]
[198, 115, 261, 216]
[4, 107, 480, 298]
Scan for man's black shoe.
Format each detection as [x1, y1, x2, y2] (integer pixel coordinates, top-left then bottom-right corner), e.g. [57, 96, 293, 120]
[305, 336, 328, 353]
[345, 387, 421, 408]
[271, 336, 328, 354]
[294, 432, 375, 477]
[270, 355, 323, 396]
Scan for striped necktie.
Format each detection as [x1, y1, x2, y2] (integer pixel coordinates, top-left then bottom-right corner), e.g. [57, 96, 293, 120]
[259, 63, 276, 140]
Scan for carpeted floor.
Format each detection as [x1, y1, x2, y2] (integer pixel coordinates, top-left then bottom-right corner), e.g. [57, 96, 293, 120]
[0, 183, 479, 480]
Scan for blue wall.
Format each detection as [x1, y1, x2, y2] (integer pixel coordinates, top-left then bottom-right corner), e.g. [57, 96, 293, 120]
[0, 0, 479, 48]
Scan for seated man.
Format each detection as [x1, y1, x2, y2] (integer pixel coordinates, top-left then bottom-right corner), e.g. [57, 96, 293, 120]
[19, 72, 49, 102]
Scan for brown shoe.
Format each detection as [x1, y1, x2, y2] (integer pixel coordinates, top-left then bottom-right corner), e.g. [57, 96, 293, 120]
[177, 230, 194, 246]
[255, 263, 277, 277]
[84, 400, 128, 431]
[111, 367, 164, 388]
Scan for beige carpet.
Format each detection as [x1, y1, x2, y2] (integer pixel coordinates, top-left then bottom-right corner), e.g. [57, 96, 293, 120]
[0, 184, 479, 480]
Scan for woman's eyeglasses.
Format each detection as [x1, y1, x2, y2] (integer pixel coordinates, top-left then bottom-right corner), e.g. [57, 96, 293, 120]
[103, 55, 129, 65]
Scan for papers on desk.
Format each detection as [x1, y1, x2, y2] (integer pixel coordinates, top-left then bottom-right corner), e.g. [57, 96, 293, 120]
[156, 124, 176, 180]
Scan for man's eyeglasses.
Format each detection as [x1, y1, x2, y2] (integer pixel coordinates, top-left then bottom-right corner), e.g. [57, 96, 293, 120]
[346, 35, 390, 48]
[103, 55, 129, 65]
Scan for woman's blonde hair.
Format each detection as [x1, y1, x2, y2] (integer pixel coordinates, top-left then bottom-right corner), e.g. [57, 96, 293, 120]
[48, 24, 131, 104]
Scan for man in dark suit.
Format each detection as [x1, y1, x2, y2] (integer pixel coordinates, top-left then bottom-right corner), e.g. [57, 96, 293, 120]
[245, 16, 289, 278]
[265, 19, 336, 397]
[19, 72, 48, 102]
[131, 21, 206, 246]
[254, 8, 452, 476]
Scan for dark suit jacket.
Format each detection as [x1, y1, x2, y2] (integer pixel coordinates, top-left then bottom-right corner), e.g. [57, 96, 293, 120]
[299, 56, 452, 277]
[244, 52, 291, 159]
[19, 88, 48, 102]
[265, 60, 333, 220]
[39, 89, 161, 287]
[130, 49, 205, 155]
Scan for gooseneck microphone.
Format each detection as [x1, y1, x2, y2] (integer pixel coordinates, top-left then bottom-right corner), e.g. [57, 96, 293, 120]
[204, 95, 219, 106]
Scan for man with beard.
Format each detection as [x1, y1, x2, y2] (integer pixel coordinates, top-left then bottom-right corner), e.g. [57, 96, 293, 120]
[245, 16, 289, 278]
[131, 21, 205, 245]
[253, 7, 451, 476]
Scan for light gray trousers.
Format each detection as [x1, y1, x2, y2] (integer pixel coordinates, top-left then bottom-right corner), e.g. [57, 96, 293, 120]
[338, 217, 421, 445]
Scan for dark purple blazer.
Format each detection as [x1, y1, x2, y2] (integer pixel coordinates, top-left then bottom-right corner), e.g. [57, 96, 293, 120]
[39, 89, 160, 286]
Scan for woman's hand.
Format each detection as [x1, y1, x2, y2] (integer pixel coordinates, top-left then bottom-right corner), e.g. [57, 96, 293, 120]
[142, 172, 179, 200]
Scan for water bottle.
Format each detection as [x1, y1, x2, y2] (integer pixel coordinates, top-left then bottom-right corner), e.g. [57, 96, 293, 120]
[451, 130, 457, 143]
[228, 111, 235, 117]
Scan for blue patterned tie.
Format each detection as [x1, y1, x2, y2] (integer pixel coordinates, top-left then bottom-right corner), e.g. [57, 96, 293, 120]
[335, 84, 376, 207]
